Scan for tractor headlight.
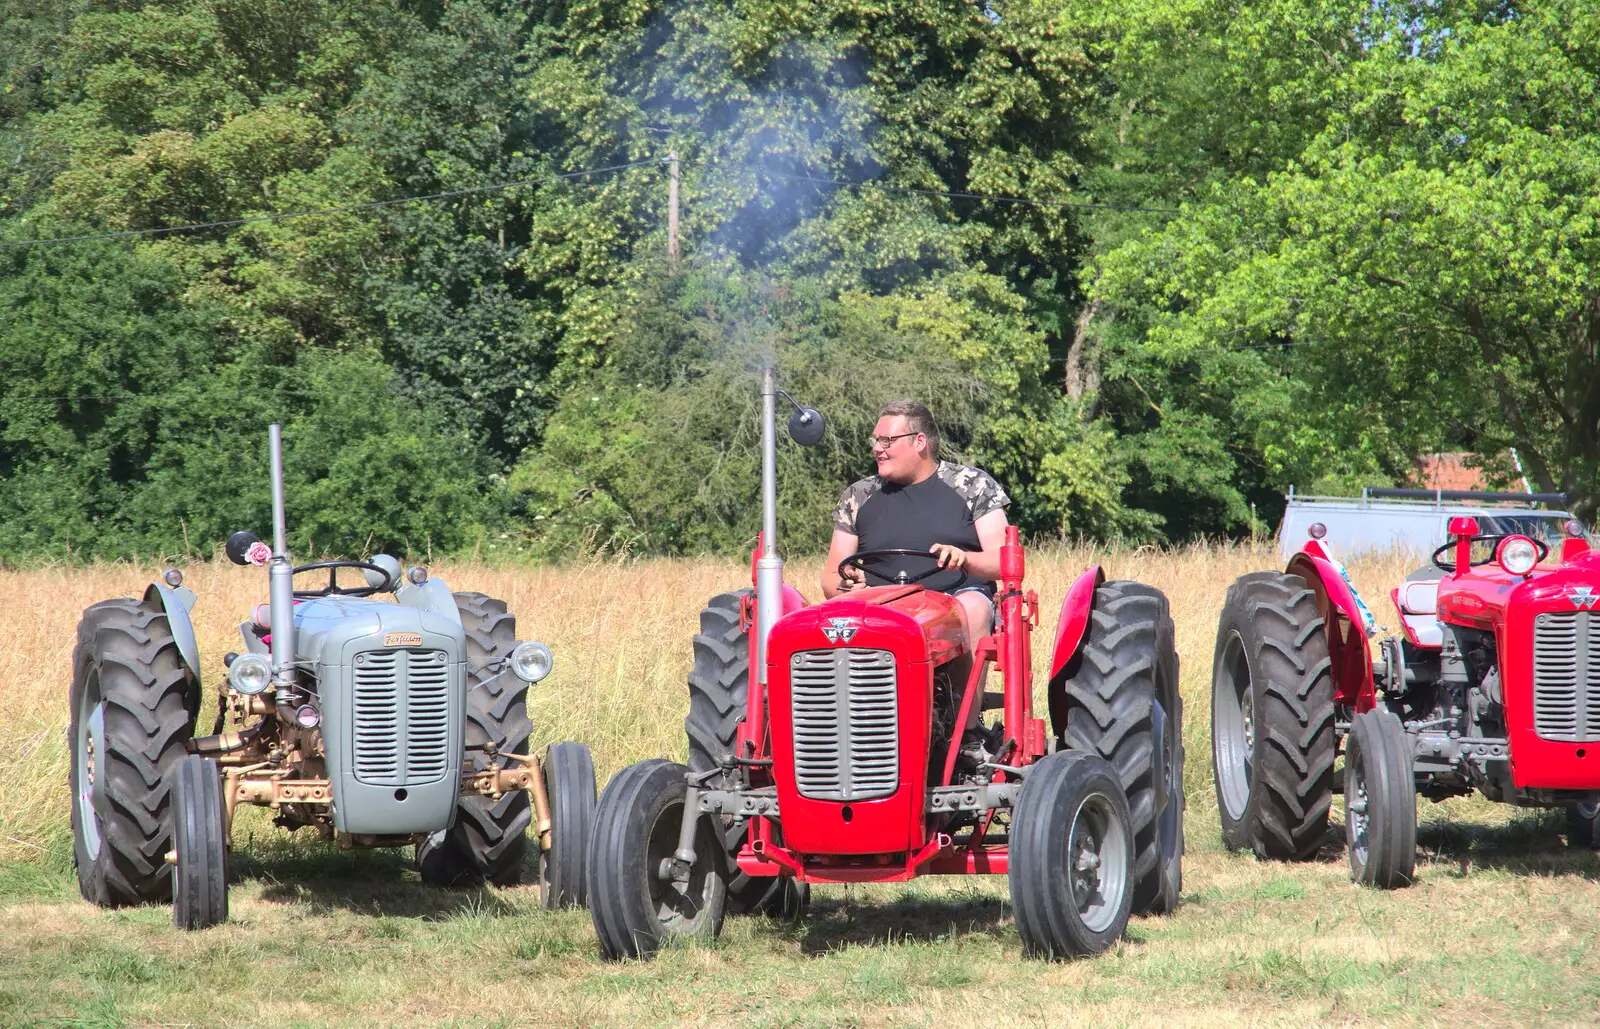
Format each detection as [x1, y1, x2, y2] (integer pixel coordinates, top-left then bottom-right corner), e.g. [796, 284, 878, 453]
[509, 641, 554, 683]
[227, 652, 274, 695]
[1497, 535, 1539, 576]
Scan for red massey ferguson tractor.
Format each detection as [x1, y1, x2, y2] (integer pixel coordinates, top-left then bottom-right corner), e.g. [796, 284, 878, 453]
[587, 371, 1185, 960]
[1212, 510, 1600, 887]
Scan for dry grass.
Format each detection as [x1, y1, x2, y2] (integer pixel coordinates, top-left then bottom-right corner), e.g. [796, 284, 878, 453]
[3, 545, 1600, 1027]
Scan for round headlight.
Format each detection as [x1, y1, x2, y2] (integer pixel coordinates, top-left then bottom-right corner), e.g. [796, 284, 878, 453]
[1308, 521, 1327, 540]
[509, 641, 554, 683]
[1497, 535, 1539, 576]
[227, 652, 274, 695]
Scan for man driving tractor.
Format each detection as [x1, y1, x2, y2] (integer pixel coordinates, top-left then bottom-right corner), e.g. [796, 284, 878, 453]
[822, 399, 1010, 762]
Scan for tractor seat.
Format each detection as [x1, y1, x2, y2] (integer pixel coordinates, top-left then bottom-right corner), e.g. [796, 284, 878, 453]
[1393, 568, 1443, 648]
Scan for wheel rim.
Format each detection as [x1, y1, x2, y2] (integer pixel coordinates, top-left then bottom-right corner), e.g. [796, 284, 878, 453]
[1347, 748, 1371, 870]
[75, 673, 106, 861]
[1213, 629, 1254, 820]
[1153, 699, 1180, 870]
[1577, 801, 1600, 821]
[1066, 790, 1128, 934]
[537, 761, 555, 896]
[645, 799, 716, 934]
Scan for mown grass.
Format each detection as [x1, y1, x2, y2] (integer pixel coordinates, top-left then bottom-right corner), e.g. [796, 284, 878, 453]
[3, 546, 1599, 1027]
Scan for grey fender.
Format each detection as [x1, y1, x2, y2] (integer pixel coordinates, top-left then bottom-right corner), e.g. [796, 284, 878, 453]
[144, 582, 203, 712]
[396, 575, 463, 626]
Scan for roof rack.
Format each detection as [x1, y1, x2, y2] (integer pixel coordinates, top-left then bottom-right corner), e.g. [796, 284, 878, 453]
[1283, 485, 1569, 509]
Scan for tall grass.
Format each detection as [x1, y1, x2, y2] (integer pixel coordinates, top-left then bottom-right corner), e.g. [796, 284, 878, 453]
[0, 541, 1418, 864]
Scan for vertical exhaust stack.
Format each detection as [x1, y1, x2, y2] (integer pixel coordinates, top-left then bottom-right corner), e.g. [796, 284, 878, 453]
[756, 366, 783, 684]
[267, 423, 297, 690]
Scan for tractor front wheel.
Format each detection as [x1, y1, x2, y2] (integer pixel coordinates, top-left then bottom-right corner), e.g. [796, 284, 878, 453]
[588, 759, 727, 961]
[1211, 572, 1337, 860]
[1344, 707, 1416, 888]
[171, 755, 228, 930]
[1567, 802, 1600, 849]
[538, 741, 596, 909]
[1010, 751, 1133, 959]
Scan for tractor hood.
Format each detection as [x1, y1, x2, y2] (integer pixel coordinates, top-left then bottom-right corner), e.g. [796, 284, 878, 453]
[291, 597, 464, 657]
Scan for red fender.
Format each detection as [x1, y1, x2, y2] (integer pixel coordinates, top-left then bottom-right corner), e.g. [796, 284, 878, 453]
[1047, 565, 1106, 684]
[1286, 541, 1376, 713]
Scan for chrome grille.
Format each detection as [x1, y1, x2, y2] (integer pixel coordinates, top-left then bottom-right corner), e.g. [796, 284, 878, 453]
[352, 648, 453, 785]
[790, 648, 898, 801]
[1533, 612, 1600, 742]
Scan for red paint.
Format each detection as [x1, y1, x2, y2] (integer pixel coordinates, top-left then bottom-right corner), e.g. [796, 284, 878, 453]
[1047, 566, 1105, 683]
[1285, 550, 1375, 712]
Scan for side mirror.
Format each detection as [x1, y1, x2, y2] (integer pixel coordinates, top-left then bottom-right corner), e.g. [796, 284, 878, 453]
[225, 530, 262, 566]
[787, 407, 826, 446]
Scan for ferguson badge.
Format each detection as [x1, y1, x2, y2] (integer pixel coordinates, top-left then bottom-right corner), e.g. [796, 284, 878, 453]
[821, 617, 862, 645]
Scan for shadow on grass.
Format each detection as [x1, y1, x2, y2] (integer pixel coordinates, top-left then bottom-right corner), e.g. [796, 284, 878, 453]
[787, 890, 1011, 956]
[1313, 809, 1600, 881]
[232, 840, 532, 919]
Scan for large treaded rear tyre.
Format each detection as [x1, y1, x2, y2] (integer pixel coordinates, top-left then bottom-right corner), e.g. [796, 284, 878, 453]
[538, 741, 596, 909]
[69, 597, 199, 907]
[1344, 708, 1416, 888]
[1010, 751, 1133, 959]
[1059, 580, 1184, 916]
[685, 589, 795, 915]
[588, 759, 727, 961]
[416, 592, 532, 887]
[1211, 572, 1336, 860]
[171, 755, 228, 930]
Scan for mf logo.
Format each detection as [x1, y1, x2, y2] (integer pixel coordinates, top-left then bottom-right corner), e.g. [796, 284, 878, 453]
[1568, 586, 1600, 610]
[821, 617, 862, 645]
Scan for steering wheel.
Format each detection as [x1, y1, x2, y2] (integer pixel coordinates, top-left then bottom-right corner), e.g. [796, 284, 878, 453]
[291, 560, 394, 598]
[838, 549, 954, 587]
[1431, 534, 1549, 573]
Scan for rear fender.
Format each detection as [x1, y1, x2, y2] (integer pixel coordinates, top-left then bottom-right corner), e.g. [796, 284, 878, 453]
[395, 576, 463, 625]
[1285, 544, 1376, 712]
[1044, 565, 1105, 740]
[143, 582, 201, 712]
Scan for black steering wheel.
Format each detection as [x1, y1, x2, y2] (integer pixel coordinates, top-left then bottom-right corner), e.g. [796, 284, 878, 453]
[291, 560, 393, 598]
[1431, 534, 1549, 573]
[838, 549, 954, 587]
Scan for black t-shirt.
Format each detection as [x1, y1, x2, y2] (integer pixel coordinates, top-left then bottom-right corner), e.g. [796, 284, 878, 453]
[832, 461, 1011, 596]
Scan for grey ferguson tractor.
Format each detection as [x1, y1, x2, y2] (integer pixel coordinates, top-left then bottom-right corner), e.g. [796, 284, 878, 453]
[68, 424, 595, 928]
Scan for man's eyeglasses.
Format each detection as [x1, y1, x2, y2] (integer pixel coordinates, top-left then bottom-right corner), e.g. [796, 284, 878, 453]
[870, 432, 919, 450]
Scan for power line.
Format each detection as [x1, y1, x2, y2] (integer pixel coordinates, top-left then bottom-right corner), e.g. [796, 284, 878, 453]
[768, 171, 1181, 214]
[0, 158, 662, 249]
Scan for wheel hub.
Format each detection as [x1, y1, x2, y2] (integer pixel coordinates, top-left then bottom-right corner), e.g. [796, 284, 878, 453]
[76, 693, 107, 861]
[1348, 770, 1370, 865]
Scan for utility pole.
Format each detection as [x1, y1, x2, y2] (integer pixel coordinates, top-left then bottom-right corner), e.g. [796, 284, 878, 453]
[666, 152, 679, 272]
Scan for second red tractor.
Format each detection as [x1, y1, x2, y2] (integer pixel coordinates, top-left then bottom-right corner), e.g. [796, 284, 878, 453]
[587, 371, 1184, 959]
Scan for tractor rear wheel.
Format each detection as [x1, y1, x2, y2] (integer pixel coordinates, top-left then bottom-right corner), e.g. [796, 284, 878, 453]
[416, 592, 532, 887]
[1060, 580, 1184, 916]
[588, 759, 727, 961]
[171, 755, 228, 930]
[1211, 572, 1336, 860]
[1344, 707, 1416, 888]
[69, 597, 199, 907]
[685, 588, 794, 915]
[538, 741, 596, 909]
[1010, 751, 1133, 959]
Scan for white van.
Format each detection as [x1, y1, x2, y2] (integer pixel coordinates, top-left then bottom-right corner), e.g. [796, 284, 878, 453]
[1276, 487, 1582, 561]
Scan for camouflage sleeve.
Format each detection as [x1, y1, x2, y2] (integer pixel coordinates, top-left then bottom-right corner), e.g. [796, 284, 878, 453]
[943, 463, 1011, 521]
[833, 478, 878, 534]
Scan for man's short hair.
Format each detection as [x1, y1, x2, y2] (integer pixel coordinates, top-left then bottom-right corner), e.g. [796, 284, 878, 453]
[878, 399, 940, 459]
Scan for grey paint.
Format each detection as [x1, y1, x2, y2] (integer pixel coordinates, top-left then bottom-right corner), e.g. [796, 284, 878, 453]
[395, 575, 463, 625]
[144, 583, 200, 681]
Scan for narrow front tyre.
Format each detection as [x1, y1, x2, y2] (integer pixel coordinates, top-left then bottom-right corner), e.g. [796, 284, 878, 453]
[1010, 751, 1133, 959]
[171, 755, 228, 930]
[539, 741, 597, 910]
[1344, 708, 1416, 889]
[587, 760, 727, 961]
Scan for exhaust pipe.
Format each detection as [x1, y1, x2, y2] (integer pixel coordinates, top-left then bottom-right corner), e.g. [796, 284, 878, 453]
[267, 424, 297, 691]
[756, 367, 783, 685]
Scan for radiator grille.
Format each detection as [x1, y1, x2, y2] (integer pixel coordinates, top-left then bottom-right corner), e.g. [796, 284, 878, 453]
[352, 648, 453, 785]
[790, 648, 898, 801]
[1533, 612, 1600, 742]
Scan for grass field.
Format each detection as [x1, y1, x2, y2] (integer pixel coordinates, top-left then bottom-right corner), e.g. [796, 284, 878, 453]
[3, 545, 1599, 1027]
